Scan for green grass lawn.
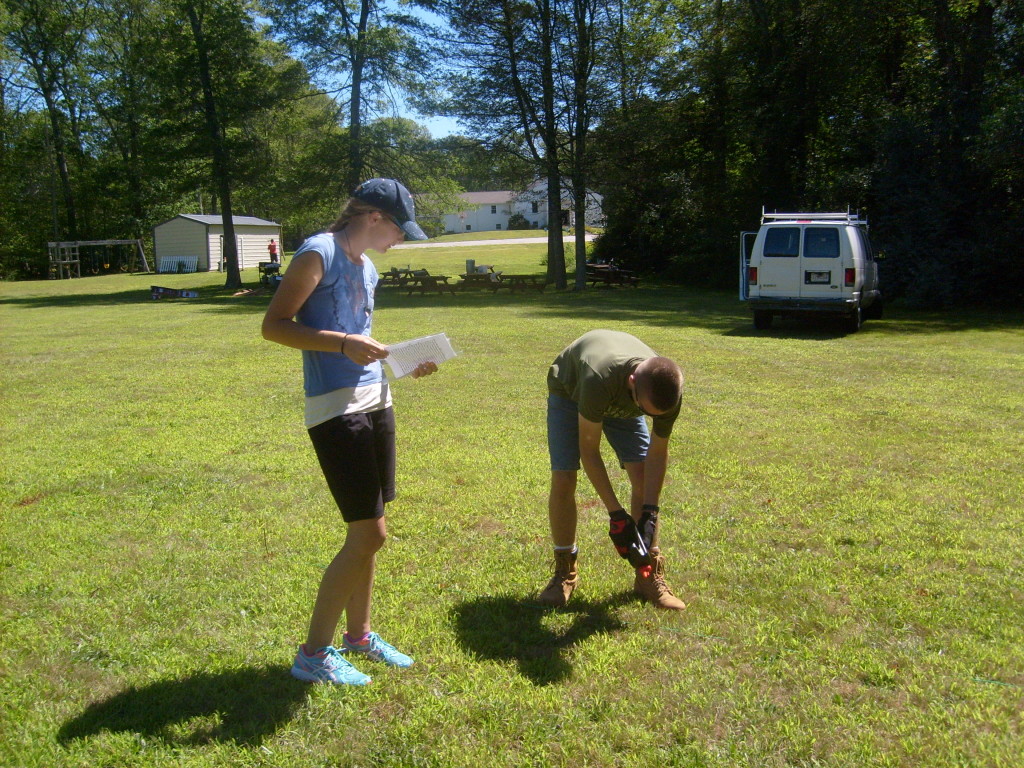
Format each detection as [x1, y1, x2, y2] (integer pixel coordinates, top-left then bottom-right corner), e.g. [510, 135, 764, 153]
[372, 241, 572, 274]
[395, 228, 597, 244]
[414, 228, 552, 243]
[1, 247, 1022, 767]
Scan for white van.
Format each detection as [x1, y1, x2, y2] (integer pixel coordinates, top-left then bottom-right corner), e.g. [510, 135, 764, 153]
[739, 210, 882, 332]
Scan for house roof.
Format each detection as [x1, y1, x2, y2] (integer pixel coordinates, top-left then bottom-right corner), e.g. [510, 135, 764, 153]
[458, 191, 516, 205]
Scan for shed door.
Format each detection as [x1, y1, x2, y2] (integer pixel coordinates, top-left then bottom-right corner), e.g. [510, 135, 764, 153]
[236, 236, 271, 270]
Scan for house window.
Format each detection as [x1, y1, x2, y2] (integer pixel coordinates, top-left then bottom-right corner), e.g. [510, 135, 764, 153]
[491, 205, 497, 214]
[466, 225, 472, 231]
[531, 202, 539, 213]
[496, 223, 502, 230]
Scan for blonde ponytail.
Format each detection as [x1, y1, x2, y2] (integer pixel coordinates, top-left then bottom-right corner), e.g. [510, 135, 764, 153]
[327, 198, 381, 233]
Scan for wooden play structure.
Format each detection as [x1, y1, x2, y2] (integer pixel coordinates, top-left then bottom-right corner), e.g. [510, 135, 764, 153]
[48, 239, 152, 279]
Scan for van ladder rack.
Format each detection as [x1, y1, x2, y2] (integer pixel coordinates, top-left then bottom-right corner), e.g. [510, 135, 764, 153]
[761, 207, 866, 226]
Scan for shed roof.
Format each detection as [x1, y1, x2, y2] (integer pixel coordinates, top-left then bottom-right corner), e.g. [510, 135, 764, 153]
[156, 214, 280, 228]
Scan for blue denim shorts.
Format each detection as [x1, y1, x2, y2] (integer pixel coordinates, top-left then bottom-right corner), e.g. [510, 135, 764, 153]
[547, 393, 649, 471]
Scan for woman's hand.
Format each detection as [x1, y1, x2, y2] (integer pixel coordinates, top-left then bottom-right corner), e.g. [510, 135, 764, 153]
[343, 334, 390, 366]
[410, 361, 438, 379]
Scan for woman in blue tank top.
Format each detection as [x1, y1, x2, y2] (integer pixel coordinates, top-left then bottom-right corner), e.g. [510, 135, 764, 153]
[262, 179, 435, 686]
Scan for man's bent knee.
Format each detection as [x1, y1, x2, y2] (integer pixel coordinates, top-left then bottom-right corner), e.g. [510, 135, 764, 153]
[550, 470, 578, 494]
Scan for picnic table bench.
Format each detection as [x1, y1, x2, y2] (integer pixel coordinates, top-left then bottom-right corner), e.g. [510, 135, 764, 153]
[377, 268, 413, 289]
[585, 264, 640, 287]
[405, 271, 455, 295]
[458, 271, 503, 291]
[497, 274, 546, 293]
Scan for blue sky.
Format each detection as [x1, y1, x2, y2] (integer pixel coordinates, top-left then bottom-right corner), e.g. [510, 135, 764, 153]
[398, 3, 462, 138]
[415, 114, 462, 138]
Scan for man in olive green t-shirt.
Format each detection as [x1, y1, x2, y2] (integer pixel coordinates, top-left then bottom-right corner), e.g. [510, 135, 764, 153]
[540, 330, 686, 610]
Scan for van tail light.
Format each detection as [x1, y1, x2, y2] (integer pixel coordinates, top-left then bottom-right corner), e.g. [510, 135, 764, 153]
[748, 266, 758, 285]
[844, 268, 855, 287]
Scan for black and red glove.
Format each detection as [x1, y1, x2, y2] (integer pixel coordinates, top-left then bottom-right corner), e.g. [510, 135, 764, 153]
[608, 510, 650, 568]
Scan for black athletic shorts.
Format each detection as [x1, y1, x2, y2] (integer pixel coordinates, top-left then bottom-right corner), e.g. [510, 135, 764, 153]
[307, 407, 397, 523]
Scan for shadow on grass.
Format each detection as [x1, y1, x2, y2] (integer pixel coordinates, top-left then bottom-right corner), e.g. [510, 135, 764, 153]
[4, 277, 1020, 335]
[451, 593, 632, 686]
[0, 280, 277, 315]
[57, 665, 308, 748]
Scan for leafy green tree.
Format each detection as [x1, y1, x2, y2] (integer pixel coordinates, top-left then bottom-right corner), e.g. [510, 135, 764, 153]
[602, 0, 677, 111]
[429, 134, 534, 192]
[563, 0, 606, 288]
[146, 0, 293, 288]
[265, 0, 437, 191]
[2, 0, 94, 239]
[0, 30, 57, 279]
[85, 0, 170, 243]
[230, 75, 350, 246]
[590, 0, 1022, 306]
[417, 0, 570, 286]
[359, 115, 463, 234]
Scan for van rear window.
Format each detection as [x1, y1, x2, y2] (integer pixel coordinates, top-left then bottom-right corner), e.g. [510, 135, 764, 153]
[763, 227, 800, 257]
[804, 227, 840, 258]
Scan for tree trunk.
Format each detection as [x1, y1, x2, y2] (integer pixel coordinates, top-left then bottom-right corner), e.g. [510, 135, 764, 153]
[186, 2, 241, 289]
[40, 84, 77, 239]
[571, 0, 594, 291]
[539, 0, 566, 288]
[346, 0, 371, 191]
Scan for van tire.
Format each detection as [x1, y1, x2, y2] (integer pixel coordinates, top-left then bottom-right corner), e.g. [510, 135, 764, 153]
[844, 306, 863, 333]
[753, 311, 773, 330]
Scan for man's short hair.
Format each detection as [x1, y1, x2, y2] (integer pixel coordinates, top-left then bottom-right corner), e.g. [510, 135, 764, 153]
[637, 357, 684, 411]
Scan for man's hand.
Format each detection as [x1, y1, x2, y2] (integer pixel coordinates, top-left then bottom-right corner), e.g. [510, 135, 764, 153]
[608, 509, 651, 568]
[639, 504, 659, 551]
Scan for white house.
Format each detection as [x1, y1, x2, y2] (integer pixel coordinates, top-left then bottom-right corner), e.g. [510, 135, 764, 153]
[441, 180, 604, 234]
[445, 191, 518, 232]
[152, 214, 281, 273]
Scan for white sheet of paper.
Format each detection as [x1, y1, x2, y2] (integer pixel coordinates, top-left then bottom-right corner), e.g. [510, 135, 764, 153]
[384, 333, 457, 379]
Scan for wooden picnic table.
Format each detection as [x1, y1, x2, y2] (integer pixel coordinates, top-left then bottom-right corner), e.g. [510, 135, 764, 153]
[458, 272, 502, 291]
[585, 264, 640, 287]
[496, 274, 546, 293]
[377, 269, 412, 289]
[406, 274, 455, 295]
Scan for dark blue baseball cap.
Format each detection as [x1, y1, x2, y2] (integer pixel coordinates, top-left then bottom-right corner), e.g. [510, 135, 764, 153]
[352, 178, 428, 241]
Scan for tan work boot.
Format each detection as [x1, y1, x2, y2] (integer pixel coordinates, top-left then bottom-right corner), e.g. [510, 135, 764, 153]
[538, 549, 578, 607]
[634, 552, 686, 610]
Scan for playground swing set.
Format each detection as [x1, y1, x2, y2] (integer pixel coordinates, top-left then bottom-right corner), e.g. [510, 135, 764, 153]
[48, 240, 152, 279]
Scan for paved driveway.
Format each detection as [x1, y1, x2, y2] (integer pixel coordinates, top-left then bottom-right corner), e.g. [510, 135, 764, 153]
[392, 234, 595, 249]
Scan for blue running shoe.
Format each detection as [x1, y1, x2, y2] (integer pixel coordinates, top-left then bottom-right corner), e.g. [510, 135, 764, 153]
[343, 632, 414, 668]
[291, 645, 371, 685]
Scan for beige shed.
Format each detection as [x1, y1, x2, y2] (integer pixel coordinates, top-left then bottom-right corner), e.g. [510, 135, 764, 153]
[152, 214, 281, 273]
